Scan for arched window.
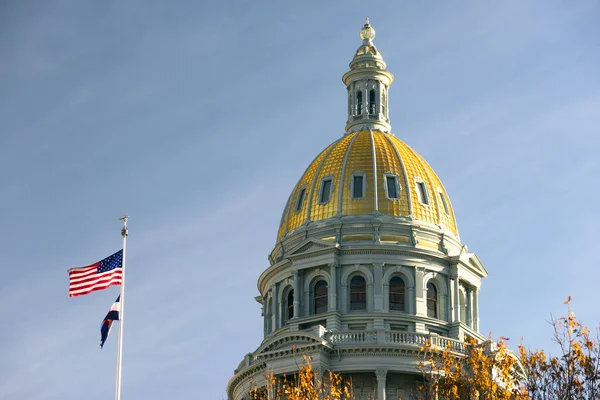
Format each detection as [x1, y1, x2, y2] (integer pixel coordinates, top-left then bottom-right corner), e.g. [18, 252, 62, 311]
[285, 289, 294, 321]
[356, 91, 363, 115]
[350, 276, 367, 311]
[382, 88, 386, 115]
[389, 277, 405, 312]
[369, 89, 376, 114]
[427, 282, 438, 318]
[314, 280, 328, 314]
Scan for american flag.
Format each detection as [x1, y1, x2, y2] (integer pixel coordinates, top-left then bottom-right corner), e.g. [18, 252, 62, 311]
[68, 250, 123, 297]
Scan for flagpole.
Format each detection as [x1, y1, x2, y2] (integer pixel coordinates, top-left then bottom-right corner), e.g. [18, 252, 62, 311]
[116, 216, 128, 400]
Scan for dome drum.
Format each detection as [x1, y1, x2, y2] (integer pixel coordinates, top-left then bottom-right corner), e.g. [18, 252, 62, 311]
[269, 215, 465, 266]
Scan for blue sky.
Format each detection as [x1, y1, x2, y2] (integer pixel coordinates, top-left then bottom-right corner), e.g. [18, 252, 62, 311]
[1, 1, 599, 399]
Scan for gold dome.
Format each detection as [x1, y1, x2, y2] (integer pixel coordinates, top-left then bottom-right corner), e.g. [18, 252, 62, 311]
[277, 130, 458, 241]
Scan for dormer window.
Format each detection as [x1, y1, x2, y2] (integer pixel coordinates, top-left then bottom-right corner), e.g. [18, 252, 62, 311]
[416, 180, 429, 205]
[356, 91, 363, 115]
[319, 178, 333, 204]
[369, 89, 376, 114]
[295, 187, 306, 213]
[351, 174, 365, 199]
[439, 190, 450, 215]
[384, 174, 400, 199]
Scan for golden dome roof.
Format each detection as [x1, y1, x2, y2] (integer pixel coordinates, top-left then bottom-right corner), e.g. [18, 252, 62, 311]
[277, 130, 458, 241]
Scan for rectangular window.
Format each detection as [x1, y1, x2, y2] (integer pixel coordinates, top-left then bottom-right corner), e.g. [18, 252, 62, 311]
[385, 175, 399, 199]
[439, 191, 449, 214]
[416, 181, 429, 205]
[352, 175, 364, 199]
[295, 188, 306, 213]
[319, 179, 333, 204]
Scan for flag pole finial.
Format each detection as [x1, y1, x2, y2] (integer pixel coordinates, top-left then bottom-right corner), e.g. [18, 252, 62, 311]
[119, 216, 129, 237]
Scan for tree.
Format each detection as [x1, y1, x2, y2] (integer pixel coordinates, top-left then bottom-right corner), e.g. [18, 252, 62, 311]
[518, 297, 600, 400]
[251, 299, 599, 399]
[250, 355, 356, 400]
[417, 297, 600, 400]
[418, 336, 528, 400]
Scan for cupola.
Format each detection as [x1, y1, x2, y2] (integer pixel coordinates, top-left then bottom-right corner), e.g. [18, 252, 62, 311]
[343, 18, 394, 133]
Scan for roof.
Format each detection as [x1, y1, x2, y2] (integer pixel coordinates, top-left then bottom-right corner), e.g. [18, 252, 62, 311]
[277, 130, 459, 241]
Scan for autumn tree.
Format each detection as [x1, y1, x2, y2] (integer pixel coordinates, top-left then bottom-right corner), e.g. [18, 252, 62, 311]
[418, 336, 528, 400]
[251, 300, 598, 399]
[249, 355, 357, 400]
[518, 298, 600, 400]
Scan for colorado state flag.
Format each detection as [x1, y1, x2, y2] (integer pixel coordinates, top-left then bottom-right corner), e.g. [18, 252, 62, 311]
[100, 295, 120, 349]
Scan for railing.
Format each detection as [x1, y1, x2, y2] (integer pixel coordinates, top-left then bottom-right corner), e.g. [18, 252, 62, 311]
[328, 330, 466, 353]
[328, 330, 377, 344]
[385, 331, 424, 345]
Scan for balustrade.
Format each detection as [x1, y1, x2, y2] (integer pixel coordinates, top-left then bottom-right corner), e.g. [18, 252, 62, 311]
[328, 330, 466, 353]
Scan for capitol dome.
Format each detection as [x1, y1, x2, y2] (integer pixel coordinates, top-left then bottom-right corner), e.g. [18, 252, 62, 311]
[277, 130, 458, 242]
[228, 19, 488, 400]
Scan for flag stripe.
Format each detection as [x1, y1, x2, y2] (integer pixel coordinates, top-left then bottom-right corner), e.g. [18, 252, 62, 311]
[68, 265, 100, 279]
[69, 269, 122, 287]
[69, 273, 123, 292]
[69, 274, 122, 297]
[68, 250, 123, 298]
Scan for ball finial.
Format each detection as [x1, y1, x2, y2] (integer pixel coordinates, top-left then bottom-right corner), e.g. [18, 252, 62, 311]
[360, 18, 376, 42]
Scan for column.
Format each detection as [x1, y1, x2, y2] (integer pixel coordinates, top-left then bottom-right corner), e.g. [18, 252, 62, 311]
[451, 264, 460, 323]
[262, 297, 267, 336]
[468, 288, 474, 328]
[376, 368, 387, 400]
[414, 267, 426, 333]
[329, 263, 338, 312]
[293, 271, 300, 318]
[414, 267, 425, 316]
[473, 288, 480, 332]
[367, 280, 374, 312]
[448, 275, 455, 323]
[408, 285, 415, 315]
[373, 263, 384, 312]
[272, 283, 279, 330]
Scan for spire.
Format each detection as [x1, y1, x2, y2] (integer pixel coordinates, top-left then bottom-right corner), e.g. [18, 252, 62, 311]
[342, 19, 394, 134]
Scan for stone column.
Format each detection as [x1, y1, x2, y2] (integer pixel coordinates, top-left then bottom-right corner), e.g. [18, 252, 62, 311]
[267, 381, 275, 400]
[373, 263, 384, 312]
[376, 368, 387, 400]
[367, 280, 374, 312]
[414, 267, 427, 333]
[415, 267, 425, 316]
[262, 297, 267, 336]
[293, 271, 300, 318]
[451, 264, 460, 323]
[468, 287, 474, 328]
[341, 279, 348, 313]
[473, 288, 480, 331]
[329, 263, 338, 312]
[448, 275, 455, 323]
[273, 283, 279, 329]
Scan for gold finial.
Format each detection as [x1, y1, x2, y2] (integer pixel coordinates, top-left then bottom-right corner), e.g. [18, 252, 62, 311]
[119, 215, 129, 237]
[360, 18, 376, 42]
